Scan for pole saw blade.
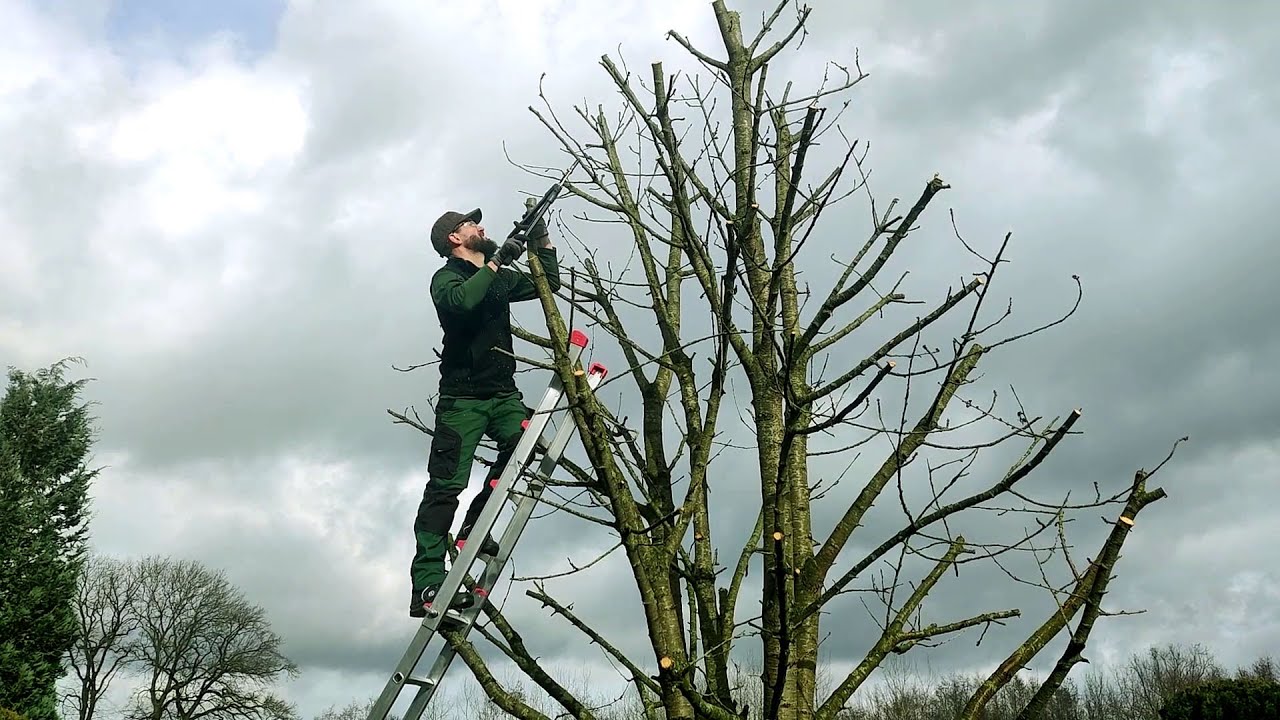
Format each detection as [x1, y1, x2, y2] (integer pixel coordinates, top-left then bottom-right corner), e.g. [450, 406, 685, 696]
[508, 158, 581, 240]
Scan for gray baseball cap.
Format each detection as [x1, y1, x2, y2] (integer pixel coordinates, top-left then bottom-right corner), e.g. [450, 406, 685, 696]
[430, 208, 482, 256]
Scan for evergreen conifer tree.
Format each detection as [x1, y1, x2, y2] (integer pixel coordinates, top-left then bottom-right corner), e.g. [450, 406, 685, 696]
[0, 360, 97, 720]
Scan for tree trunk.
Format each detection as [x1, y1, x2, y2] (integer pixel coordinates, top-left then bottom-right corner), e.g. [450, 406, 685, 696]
[756, 388, 786, 718]
[784, 411, 818, 720]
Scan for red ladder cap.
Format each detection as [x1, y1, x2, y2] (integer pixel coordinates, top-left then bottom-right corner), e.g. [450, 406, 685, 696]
[569, 329, 588, 347]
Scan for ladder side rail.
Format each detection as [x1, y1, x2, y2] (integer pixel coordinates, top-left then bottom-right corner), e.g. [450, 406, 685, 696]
[425, 331, 588, 625]
[364, 333, 587, 720]
[399, 362, 607, 720]
[366, 381, 563, 720]
[404, 415, 566, 708]
[482, 361, 607, 587]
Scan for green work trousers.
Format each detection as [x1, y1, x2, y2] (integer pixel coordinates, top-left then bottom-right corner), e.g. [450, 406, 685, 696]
[412, 390, 530, 589]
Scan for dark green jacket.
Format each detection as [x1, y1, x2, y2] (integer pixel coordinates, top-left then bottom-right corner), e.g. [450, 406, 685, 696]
[429, 248, 561, 398]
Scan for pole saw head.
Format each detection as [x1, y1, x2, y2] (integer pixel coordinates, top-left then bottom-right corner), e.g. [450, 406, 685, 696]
[507, 158, 580, 241]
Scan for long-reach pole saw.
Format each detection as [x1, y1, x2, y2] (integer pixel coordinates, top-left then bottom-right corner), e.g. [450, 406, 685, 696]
[366, 158, 598, 720]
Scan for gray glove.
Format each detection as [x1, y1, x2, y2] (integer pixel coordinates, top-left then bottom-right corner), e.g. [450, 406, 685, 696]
[512, 215, 549, 247]
[493, 237, 526, 267]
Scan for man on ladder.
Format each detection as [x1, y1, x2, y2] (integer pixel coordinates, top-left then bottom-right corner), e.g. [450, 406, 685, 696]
[367, 165, 596, 720]
[414, 205, 558, 618]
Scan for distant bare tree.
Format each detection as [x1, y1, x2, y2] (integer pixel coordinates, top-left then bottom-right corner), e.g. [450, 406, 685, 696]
[1078, 670, 1120, 720]
[1236, 655, 1277, 683]
[961, 673, 1081, 720]
[1116, 644, 1224, 719]
[124, 556, 299, 720]
[315, 699, 410, 720]
[781, 644, 1276, 720]
[1070, 643, 1228, 719]
[62, 555, 142, 720]
[844, 666, 1082, 720]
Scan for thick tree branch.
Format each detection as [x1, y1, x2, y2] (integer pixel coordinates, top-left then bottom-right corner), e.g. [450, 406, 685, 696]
[526, 586, 661, 697]
[472, 614, 599, 720]
[796, 407, 1080, 624]
[646, 62, 758, 381]
[805, 343, 984, 586]
[803, 277, 983, 403]
[593, 105, 685, 361]
[796, 175, 949, 356]
[814, 537, 970, 720]
[890, 609, 1022, 654]
[960, 468, 1169, 719]
[721, 507, 763, 647]
[1013, 456, 1179, 720]
[442, 628, 554, 720]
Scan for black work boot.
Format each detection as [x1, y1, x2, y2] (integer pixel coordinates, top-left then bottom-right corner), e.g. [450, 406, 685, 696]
[409, 584, 473, 620]
[456, 519, 501, 557]
[455, 533, 500, 557]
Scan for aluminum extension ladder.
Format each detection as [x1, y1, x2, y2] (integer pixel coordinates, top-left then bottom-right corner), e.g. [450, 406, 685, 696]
[366, 328, 605, 720]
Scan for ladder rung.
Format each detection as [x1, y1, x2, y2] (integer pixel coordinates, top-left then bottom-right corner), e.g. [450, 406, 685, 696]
[401, 676, 436, 689]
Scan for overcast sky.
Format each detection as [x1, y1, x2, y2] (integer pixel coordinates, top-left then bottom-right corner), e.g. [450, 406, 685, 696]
[3, 0, 1277, 718]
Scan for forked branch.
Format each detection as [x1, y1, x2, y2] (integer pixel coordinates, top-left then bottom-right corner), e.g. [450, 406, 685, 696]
[960, 466, 1169, 718]
[796, 407, 1081, 624]
[796, 174, 950, 356]
[806, 342, 985, 586]
[1013, 445, 1183, 720]
[442, 628, 554, 720]
[526, 585, 661, 698]
[816, 537, 995, 720]
[803, 276, 983, 403]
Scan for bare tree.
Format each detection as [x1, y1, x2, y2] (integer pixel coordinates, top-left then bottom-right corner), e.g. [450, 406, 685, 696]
[843, 665, 1082, 720]
[1238, 656, 1278, 683]
[125, 556, 299, 720]
[315, 698, 411, 720]
[1115, 644, 1223, 719]
[792, 643, 1274, 720]
[62, 555, 143, 720]
[1070, 643, 1232, 720]
[391, 2, 1185, 719]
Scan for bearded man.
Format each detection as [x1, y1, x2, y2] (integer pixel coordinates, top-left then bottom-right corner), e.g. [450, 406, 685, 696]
[411, 206, 558, 617]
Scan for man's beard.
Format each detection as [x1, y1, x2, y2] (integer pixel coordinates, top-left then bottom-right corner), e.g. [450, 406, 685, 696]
[465, 234, 499, 259]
